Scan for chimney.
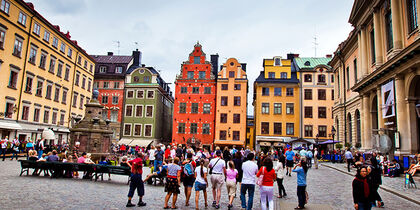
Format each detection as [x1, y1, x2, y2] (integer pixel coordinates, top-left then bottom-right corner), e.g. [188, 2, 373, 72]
[132, 49, 142, 66]
[241, 63, 247, 72]
[107, 52, 113, 56]
[326, 54, 332, 58]
[287, 53, 299, 60]
[210, 54, 219, 78]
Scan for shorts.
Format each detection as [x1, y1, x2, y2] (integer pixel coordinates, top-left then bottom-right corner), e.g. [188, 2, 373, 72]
[183, 176, 195, 187]
[286, 160, 294, 167]
[210, 174, 225, 189]
[226, 180, 236, 197]
[194, 181, 207, 191]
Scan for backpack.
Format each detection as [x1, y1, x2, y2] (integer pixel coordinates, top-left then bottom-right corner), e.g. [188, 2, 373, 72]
[183, 161, 194, 177]
[308, 151, 313, 158]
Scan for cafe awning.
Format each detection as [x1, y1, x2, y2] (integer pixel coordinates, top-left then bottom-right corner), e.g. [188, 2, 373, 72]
[129, 139, 154, 147]
[0, 121, 22, 130]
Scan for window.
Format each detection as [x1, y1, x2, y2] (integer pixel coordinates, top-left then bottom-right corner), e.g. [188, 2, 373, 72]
[274, 58, 281, 66]
[192, 87, 199, 94]
[77, 56, 82, 65]
[331, 75, 334, 83]
[178, 123, 185, 133]
[147, 90, 154, 98]
[102, 110, 108, 120]
[134, 125, 142, 136]
[318, 74, 326, 83]
[18, 12, 27, 26]
[203, 103, 210, 114]
[286, 103, 294, 114]
[346, 66, 350, 88]
[143, 76, 150, 82]
[219, 131, 227, 140]
[100, 95, 108, 104]
[407, 0, 418, 33]
[370, 29, 376, 64]
[52, 37, 58, 48]
[13, 37, 23, 57]
[318, 89, 326, 100]
[304, 89, 312, 100]
[233, 131, 240, 140]
[146, 105, 153, 117]
[286, 88, 293, 96]
[268, 72, 275, 78]
[113, 82, 119, 89]
[25, 76, 33, 93]
[234, 84, 241, 90]
[304, 74, 312, 82]
[126, 90, 135, 99]
[204, 87, 211, 94]
[110, 110, 118, 122]
[124, 124, 131, 136]
[112, 96, 118, 104]
[43, 31, 50, 42]
[64, 66, 70, 81]
[220, 113, 227, 123]
[261, 122, 269, 134]
[57, 61, 63, 77]
[62, 89, 67, 104]
[74, 73, 80, 86]
[35, 80, 43, 96]
[54, 87, 60, 102]
[87, 79, 91, 92]
[262, 103, 269, 114]
[304, 107, 313, 118]
[60, 43, 66, 53]
[8, 69, 19, 89]
[229, 71, 235, 78]
[67, 48, 72, 58]
[125, 105, 133, 117]
[49, 57, 56, 73]
[353, 58, 358, 82]
[274, 103, 282, 114]
[79, 95, 84, 109]
[194, 56, 200, 64]
[135, 105, 143, 117]
[82, 76, 86, 89]
[187, 71, 194, 79]
[318, 125, 327, 137]
[199, 71, 206, 79]
[90, 64, 93, 72]
[233, 114, 240, 123]
[99, 66, 107, 73]
[134, 90, 143, 98]
[318, 107, 327, 118]
[274, 87, 281, 96]
[144, 125, 152, 137]
[33, 22, 40, 35]
[45, 84, 52, 99]
[190, 123, 197, 134]
[181, 87, 187, 93]
[5, 102, 13, 118]
[39, 52, 47, 69]
[72, 93, 78, 107]
[221, 96, 228, 106]
[43, 110, 50, 123]
[262, 87, 269, 96]
[33, 108, 40, 122]
[281, 72, 287, 79]
[304, 125, 313, 137]
[115, 66, 123, 73]
[93, 82, 99, 89]
[179, 103, 186, 113]
[234, 96, 241, 106]
[191, 103, 198, 113]
[0, 29, 5, 49]
[0, 0, 10, 14]
[84, 60, 87, 69]
[21, 106, 29, 120]
[202, 124, 210, 134]
[221, 84, 228, 90]
[385, 10, 393, 50]
[274, 123, 282, 135]
[286, 123, 294, 135]
[332, 89, 334, 100]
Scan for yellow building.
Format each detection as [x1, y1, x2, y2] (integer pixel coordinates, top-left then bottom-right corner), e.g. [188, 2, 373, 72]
[215, 58, 248, 148]
[253, 55, 300, 151]
[246, 115, 255, 149]
[0, 0, 95, 144]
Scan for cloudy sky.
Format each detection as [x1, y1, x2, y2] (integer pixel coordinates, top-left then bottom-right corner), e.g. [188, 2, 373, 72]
[30, 0, 354, 114]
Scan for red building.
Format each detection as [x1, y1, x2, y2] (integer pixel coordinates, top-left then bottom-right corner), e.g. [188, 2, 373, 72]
[173, 43, 218, 148]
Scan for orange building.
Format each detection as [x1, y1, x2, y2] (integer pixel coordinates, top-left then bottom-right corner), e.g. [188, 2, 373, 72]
[214, 58, 248, 148]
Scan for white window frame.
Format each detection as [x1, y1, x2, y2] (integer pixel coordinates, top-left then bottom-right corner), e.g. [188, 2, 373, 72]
[110, 110, 118, 122]
[67, 48, 72, 58]
[33, 22, 41, 35]
[144, 124, 153, 137]
[145, 105, 154, 118]
[136, 90, 144, 99]
[0, 0, 10, 14]
[13, 36, 23, 57]
[52, 37, 58, 48]
[18, 11, 27, 26]
[123, 123, 132, 136]
[125, 105, 133, 117]
[99, 66, 107, 73]
[115, 66, 123, 73]
[147, 90, 154, 99]
[29, 45, 38, 63]
[60, 42, 66, 53]
[43, 30, 50, 42]
[0, 27, 6, 49]
[127, 90, 134, 98]
[135, 105, 143, 117]
[133, 124, 142, 136]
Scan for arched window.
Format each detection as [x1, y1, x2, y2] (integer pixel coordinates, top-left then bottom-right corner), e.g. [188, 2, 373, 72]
[347, 113, 352, 144]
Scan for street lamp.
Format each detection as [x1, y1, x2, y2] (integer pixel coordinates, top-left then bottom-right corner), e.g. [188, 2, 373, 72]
[331, 126, 336, 150]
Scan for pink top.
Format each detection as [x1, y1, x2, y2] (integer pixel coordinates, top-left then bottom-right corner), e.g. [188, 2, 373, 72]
[226, 169, 238, 182]
[77, 156, 86, 163]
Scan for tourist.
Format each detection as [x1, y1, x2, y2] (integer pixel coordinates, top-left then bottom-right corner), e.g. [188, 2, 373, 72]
[46, 150, 59, 162]
[352, 166, 372, 210]
[176, 144, 183, 161]
[285, 147, 295, 176]
[209, 150, 226, 209]
[125, 152, 146, 207]
[37, 139, 45, 159]
[26, 139, 34, 160]
[306, 149, 313, 168]
[387, 159, 401, 177]
[164, 157, 181, 209]
[405, 154, 420, 176]
[144, 158, 168, 183]
[380, 156, 389, 175]
[1, 137, 8, 161]
[148, 145, 155, 168]
[292, 159, 308, 209]
[275, 155, 287, 198]
[240, 153, 258, 210]
[154, 145, 164, 172]
[194, 159, 208, 210]
[28, 150, 38, 161]
[257, 158, 276, 210]
[120, 156, 129, 167]
[313, 148, 319, 169]
[232, 152, 243, 184]
[225, 161, 238, 209]
[10, 138, 19, 160]
[345, 148, 354, 172]
[223, 146, 232, 167]
[182, 152, 196, 207]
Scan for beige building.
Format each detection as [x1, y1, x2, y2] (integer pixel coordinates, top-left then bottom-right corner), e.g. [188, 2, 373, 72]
[331, 0, 420, 156]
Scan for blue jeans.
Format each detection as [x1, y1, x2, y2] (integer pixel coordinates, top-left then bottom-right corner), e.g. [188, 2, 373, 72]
[154, 160, 162, 172]
[240, 184, 255, 210]
[38, 150, 43, 159]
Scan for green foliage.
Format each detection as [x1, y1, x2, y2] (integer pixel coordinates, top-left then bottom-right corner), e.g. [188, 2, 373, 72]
[355, 142, 362, 148]
[344, 142, 351, 148]
[335, 143, 343, 149]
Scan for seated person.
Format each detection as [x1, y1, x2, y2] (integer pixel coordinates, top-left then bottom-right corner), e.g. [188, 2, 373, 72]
[99, 156, 111, 180]
[63, 155, 74, 178]
[388, 159, 401, 177]
[46, 150, 59, 162]
[405, 154, 420, 176]
[144, 158, 169, 183]
[120, 156, 129, 167]
[28, 150, 39, 161]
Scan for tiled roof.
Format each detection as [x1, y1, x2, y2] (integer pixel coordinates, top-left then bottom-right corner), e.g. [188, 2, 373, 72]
[294, 57, 332, 69]
[91, 55, 133, 64]
[254, 71, 299, 84]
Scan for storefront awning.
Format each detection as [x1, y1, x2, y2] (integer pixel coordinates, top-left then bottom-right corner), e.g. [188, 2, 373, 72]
[129, 139, 154, 147]
[0, 121, 22, 130]
[259, 142, 272, 146]
[256, 136, 293, 142]
[118, 138, 133, 145]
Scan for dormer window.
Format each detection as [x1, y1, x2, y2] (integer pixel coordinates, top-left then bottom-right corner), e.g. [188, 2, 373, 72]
[274, 57, 282, 66]
[99, 66, 107, 73]
[194, 56, 200, 64]
[304, 61, 311, 66]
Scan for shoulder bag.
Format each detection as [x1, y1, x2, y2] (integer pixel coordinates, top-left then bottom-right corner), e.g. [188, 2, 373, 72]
[209, 158, 220, 175]
[257, 167, 265, 186]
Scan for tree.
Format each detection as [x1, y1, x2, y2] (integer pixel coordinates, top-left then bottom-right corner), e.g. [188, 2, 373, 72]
[335, 143, 343, 150]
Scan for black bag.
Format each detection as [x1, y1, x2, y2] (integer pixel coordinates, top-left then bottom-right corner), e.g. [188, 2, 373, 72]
[209, 158, 220, 175]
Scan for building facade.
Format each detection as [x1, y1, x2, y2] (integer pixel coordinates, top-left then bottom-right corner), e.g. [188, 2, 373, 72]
[214, 58, 248, 148]
[172, 43, 218, 148]
[246, 115, 255, 149]
[293, 57, 335, 144]
[121, 63, 173, 147]
[0, 0, 94, 144]
[91, 51, 134, 142]
[253, 55, 300, 151]
[332, 0, 420, 156]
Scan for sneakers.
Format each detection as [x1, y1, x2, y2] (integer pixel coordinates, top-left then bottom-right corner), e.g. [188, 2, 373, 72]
[228, 204, 233, 209]
[212, 201, 216, 207]
[126, 201, 135, 207]
[215, 204, 220, 209]
[137, 201, 147, 207]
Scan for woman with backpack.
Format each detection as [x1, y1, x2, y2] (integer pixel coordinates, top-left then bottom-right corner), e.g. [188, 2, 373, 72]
[292, 159, 308, 209]
[194, 159, 208, 210]
[182, 152, 196, 207]
[256, 157, 277, 210]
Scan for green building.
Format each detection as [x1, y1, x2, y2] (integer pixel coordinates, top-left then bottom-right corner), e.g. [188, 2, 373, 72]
[120, 65, 174, 147]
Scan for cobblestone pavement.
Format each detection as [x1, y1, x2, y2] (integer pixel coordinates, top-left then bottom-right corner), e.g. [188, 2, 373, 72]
[0, 160, 419, 210]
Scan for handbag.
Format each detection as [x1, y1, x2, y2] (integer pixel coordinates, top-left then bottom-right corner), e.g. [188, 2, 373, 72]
[257, 167, 265, 186]
[209, 158, 220, 175]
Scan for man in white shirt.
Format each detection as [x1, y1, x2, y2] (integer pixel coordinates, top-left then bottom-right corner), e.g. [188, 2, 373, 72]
[1, 136, 8, 161]
[148, 145, 156, 169]
[209, 150, 226, 209]
[313, 148, 319, 169]
[240, 153, 258, 210]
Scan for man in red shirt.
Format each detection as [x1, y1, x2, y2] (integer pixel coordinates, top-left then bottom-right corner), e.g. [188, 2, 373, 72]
[126, 153, 146, 207]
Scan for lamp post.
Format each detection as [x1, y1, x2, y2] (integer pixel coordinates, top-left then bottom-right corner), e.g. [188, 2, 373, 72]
[331, 126, 336, 150]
